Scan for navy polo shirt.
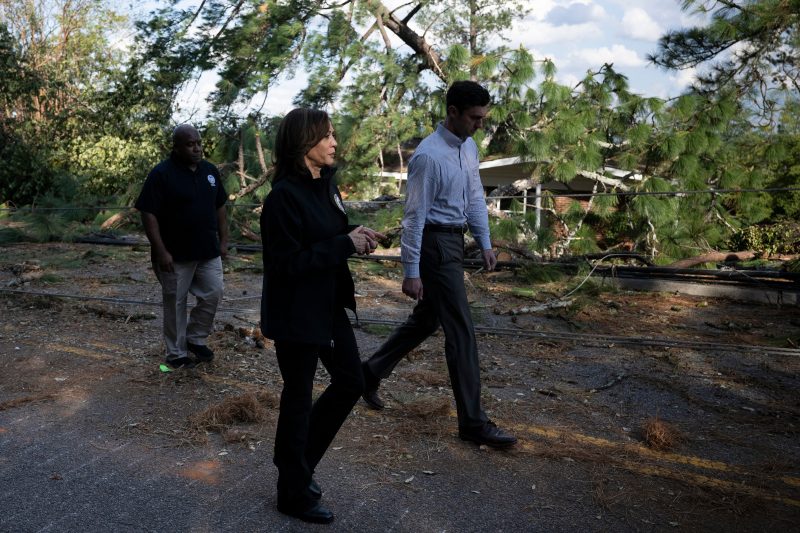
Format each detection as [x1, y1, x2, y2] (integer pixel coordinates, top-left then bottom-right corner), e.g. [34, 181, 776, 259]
[135, 154, 227, 262]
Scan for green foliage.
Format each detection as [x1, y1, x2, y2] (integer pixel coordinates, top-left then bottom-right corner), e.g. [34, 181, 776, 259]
[517, 263, 567, 284]
[1, 0, 797, 270]
[489, 217, 520, 242]
[785, 258, 800, 273]
[650, 0, 800, 127]
[0, 226, 26, 246]
[568, 224, 601, 255]
[728, 221, 800, 255]
[347, 203, 403, 238]
[0, 1, 161, 204]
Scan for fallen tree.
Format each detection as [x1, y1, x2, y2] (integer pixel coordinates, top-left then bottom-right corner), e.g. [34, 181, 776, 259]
[667, 251, 800, 269]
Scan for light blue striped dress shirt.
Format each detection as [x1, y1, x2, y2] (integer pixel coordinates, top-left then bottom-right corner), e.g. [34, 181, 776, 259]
[400, 123, 492, 278]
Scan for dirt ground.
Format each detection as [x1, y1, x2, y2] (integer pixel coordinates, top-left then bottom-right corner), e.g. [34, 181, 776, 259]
[1, 242, 799, 532]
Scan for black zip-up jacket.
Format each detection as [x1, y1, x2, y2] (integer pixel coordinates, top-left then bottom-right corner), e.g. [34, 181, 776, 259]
[259, 166, 357, 345]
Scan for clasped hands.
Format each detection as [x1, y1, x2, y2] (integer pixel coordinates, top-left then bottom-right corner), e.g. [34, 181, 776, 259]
[348, 226, 385, 255]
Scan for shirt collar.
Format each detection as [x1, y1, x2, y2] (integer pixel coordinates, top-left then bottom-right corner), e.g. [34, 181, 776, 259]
[170, 153, 201, 171]
[286, 165, 337, 185]
[436, 122, 466, 148]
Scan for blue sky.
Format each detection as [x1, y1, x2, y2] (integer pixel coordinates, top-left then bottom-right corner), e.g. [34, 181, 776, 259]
[132, 0, 706, 120]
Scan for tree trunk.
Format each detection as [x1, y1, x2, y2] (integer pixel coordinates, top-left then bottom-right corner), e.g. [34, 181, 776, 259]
[667, 251, 800, 268]
[365, 0, 446, 81]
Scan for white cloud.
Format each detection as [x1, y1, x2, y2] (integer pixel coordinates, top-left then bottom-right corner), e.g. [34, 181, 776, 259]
[670, 67, 698, 89]
[557, 72, 581, 90]
[506, 18, 603, 47]
[620, 7, 663, 42]
[545, 1, 607, 25]
[568, 44, 646, 69]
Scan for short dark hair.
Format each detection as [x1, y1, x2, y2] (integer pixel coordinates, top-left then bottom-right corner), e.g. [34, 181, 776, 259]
[172, 124, 199, 146]
[273, 108, 331, 181]
[446, 81, 490, 113]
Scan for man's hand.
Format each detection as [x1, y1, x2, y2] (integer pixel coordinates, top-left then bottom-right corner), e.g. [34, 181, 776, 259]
[219, 239, 228, 260]
[481, 249, 497, 272]
[153, 247, 174, 273]
[402, 277, 423, 300]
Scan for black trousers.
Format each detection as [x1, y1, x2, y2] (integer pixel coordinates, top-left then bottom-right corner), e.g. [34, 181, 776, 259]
[364, 230, 489, 430]
[273, 307, 364, 505]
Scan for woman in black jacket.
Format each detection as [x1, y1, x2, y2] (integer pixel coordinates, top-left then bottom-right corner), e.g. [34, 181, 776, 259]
[260, 108, 383, 524]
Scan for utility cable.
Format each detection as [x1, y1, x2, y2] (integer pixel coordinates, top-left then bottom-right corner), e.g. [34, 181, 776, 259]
[3, 187, 800, 212]
[2, 287, 798, 357]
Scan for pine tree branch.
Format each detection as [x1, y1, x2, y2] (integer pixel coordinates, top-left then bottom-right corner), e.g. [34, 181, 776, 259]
[375, 13, 393, 49]
[237, 130, 247, 190]
[254, 131, 268, 175]
[234, 171, 272, 199]
[555, 180, 598, 256]
[576, 170, 631, 191]
[401, 3, 423, 25]
[364, 0, 446, 80]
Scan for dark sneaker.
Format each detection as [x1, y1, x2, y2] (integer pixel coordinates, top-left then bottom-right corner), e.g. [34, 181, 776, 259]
[187, 342, 214, 362]
[166, 356, 195, 369]
[459, 420, 517, 449]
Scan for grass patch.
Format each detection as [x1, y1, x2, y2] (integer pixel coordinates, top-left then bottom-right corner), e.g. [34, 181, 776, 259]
[226, 255, 263, 273]
[518, 263, 569, 284]
[40, 253, 86, 270]
[510, 287, 537, 298]
[0, 227, 27, 245]
[362, 261, 393, 275]
[361, 323, 395, 336]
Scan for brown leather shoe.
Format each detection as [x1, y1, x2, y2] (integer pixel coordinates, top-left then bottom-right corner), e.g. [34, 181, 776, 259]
[459, 421, 517, 449]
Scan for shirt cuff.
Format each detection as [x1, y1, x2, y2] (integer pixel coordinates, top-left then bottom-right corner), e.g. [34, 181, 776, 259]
[403, 263, 420, 278]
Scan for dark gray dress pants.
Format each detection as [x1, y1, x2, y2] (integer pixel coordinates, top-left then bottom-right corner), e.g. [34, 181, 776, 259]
[364, 230, 489, 430]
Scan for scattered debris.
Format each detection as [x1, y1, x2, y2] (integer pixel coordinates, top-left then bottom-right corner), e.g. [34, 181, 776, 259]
[590, 374, 627, 392]
[509, 299, 573, 315]
[188, 393, 268, 433]
[0, 393, 56, 412]
[641, 417, 683, 451]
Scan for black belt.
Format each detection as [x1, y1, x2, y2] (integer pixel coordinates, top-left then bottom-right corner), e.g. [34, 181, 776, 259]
[424, 223, 467, 234]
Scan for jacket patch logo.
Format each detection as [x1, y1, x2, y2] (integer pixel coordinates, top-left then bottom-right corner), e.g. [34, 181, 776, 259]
[333, 193, 346, 214]
[207, 175, 216, 187]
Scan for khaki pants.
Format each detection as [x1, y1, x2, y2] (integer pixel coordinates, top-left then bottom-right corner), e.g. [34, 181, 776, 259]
[154, 257, 223, 361]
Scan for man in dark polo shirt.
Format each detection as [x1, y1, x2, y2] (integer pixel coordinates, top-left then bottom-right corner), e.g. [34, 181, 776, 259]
[136, 124, 228, 369]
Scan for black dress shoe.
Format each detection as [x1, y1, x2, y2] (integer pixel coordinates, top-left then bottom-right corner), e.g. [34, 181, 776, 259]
[187, 342, 214, 362]
[309, 479, 322, 500]
[459, 421, 517, 449]
[362, 388, 385, 410]
[277, 501, 334, 524]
